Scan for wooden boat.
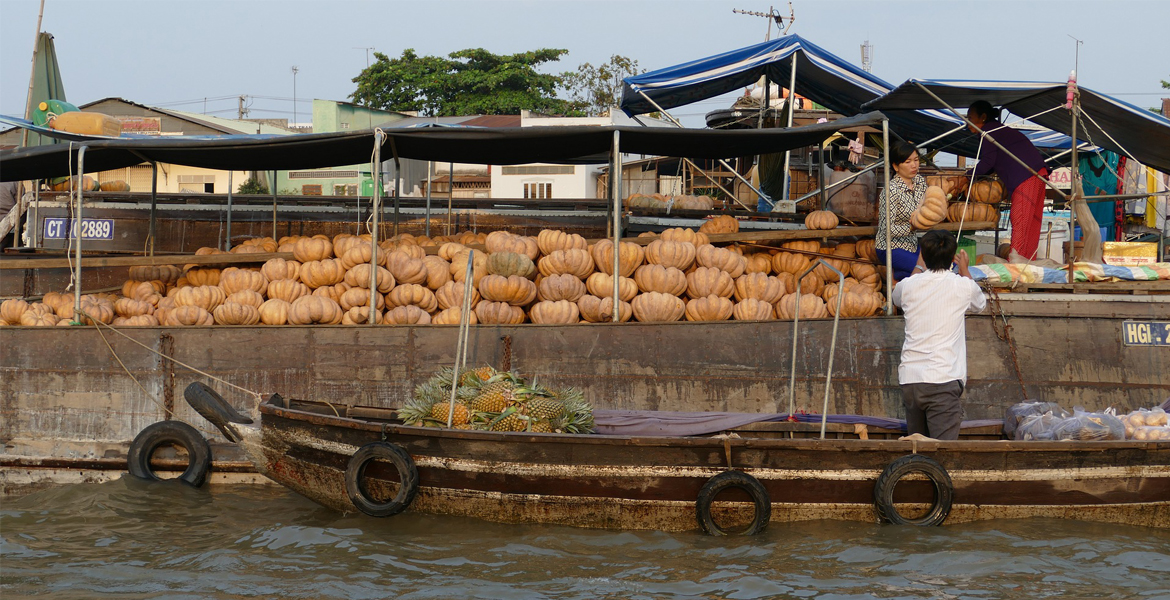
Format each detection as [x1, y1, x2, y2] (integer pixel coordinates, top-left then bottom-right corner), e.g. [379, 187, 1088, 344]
[202, 391, 1170, 533]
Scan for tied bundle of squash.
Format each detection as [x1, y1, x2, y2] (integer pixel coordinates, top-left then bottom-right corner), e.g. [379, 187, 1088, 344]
[910, 186, 948, 229]
[8, 227, 892, 329]
[399, 366, 595, 434]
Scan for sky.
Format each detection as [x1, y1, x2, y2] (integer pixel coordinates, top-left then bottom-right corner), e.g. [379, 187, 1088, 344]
[0, 0, 1167, 129]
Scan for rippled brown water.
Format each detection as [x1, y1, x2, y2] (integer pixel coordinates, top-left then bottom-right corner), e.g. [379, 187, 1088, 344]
[2, 479, 1169, 599]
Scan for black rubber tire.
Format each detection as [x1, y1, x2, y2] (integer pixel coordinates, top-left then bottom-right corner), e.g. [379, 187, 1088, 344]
[696, 470, 771, 536]
[126, 421, 212, 487]
[345, 442, 419, 518]
[873, 454, 954, 526]
[184, 382, 252, 442]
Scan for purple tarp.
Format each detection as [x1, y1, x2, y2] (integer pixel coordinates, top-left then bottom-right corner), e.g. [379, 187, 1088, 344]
[592, 410, 1002, 437]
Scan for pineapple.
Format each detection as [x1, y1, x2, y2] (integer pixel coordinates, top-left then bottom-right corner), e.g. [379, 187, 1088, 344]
[429, 401, 471, 426]
[470, 380, 514, 414]
[398, 392, 437, 427]
[526, 397, 566, 421]
[489, 408, 529, 432]
[551, 387, 595, 434]
[530, 420, 553, 433]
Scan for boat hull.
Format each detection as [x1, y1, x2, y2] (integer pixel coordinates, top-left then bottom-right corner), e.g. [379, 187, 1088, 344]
[247, 401, 1170, 530]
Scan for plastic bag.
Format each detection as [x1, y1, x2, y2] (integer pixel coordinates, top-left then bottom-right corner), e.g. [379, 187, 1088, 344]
[1005, 402, 1069, 439]
[1131, 426, 1170, 441]
[1016, 411, 1063, 441]
[1121, 408, 1169, 439]
[1052, 410, 1126, 441]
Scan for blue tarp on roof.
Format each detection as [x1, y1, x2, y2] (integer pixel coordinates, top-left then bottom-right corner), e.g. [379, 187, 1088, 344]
[863, 79, 1170, 173]
[619, 35, 1078, 159]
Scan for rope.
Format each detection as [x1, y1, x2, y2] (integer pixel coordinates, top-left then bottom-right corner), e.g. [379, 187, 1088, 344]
[88, 314, 224, 439]
[79, 308, 264, 405]
[984, 284, 1029, 400]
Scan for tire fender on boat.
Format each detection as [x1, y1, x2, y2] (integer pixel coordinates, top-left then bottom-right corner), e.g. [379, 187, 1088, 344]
[183, 382, 253, 443]
[873, 454, 954, 526]
[344, 442, 420, 518]
[695, 470, 771, 536]
[126, 421, 213, 487]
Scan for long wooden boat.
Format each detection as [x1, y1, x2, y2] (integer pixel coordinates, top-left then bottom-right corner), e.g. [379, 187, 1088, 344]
[216, 393, 1170, 532]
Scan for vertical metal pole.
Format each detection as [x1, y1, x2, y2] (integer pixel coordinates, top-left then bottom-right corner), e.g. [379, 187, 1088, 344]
[818, 140, 827, 210]
[448, 161, 454, 234]
[393, 155, 401, 237]
[148, 162, 158, 256]
[1068, 97, 1079, 283]
[369, 131, 383, 325]
[31, 181, 40, 248]
[780, 55, 798, 201]
[425, 160, 433, 238]
[882, 119, 893, 314]
[225, 171, 233, 251]
[271, 170, 278, 239]
[72, 146, 87, 320]
[611, 130, 622, 322]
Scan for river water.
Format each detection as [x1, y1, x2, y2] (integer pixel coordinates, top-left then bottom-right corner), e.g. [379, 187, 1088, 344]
[2, 479, 1168, 599]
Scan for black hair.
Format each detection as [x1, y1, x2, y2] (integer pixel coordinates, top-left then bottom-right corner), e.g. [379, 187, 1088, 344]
[889, 141, 918, 167]
[919, 229, 957, 271]
[968, 100, 1001, 123]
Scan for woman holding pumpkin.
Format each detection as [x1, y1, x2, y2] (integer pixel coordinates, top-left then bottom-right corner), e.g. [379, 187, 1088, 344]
[875, 142, 928, 280]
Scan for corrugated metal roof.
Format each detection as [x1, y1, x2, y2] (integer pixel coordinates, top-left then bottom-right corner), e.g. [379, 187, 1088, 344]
[461, 115, 522, 128]
[156, 108, 294, 136]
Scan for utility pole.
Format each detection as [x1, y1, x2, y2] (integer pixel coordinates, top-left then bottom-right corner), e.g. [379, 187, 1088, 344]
[291, 66, 299, 128]
[238, 95, 249, 119]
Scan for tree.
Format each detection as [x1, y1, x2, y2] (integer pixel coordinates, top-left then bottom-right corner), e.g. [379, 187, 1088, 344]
[1152, 77, 1169, 115]
[351, 48, 578, 116]
[237, 177, 268, 195]
[561, 55, 645, 117]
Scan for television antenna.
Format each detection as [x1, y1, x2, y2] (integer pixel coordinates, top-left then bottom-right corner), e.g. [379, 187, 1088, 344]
[291, 66, 299, 127]
[732, 3, 794, 40]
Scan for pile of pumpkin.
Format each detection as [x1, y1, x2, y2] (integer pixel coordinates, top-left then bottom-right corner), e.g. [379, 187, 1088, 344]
[626, 193, 718, 212]
[914, 178, 1002, 229]
[0, 218, 892, 327]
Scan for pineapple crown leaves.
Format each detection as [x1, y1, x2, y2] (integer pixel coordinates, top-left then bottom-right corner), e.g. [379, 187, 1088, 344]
[488, 406, 530, 428]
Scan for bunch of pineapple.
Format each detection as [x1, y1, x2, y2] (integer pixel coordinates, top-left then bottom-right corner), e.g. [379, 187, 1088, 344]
[398, 365, 595, 434]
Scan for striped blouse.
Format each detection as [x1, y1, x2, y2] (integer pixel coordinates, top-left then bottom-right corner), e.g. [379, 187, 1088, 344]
[875, 175, 926, 252]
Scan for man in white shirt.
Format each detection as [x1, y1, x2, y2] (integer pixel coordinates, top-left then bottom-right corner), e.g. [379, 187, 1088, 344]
[891, 229, 987, 440]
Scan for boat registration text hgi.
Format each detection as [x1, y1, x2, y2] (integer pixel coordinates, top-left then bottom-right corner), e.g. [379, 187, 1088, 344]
[1122, 321, 1170, 347]
[43, 218, 114, 241]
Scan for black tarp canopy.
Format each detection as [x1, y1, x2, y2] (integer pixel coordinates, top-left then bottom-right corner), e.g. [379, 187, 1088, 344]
[0, 112, 885, 182]
[864, 79, 1170, 173]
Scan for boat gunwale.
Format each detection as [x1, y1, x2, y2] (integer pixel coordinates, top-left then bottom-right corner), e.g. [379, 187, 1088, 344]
[261, 398, 1170, 454]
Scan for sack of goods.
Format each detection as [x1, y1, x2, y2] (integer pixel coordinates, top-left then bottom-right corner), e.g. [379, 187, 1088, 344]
[1121, 408, 1170, 440]
[1006, 401, 1127, 441]
[1004, 401, 1069, 439]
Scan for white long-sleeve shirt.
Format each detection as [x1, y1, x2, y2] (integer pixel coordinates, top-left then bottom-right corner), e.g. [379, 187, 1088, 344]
[891, 270, 987, 385]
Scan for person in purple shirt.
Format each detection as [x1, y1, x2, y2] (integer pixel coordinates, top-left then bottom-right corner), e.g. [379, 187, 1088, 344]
[965, 101, 1050, 261]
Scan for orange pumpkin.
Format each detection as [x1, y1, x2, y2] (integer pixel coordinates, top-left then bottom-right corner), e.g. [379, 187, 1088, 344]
[219, 267, 268, 296]
[258, 299, 290, 325]
[744, 253, 772, 275]
[421, 256, 452, 290]
[631, 292, 685, 322]
[584, 272, 638, 302]
[165, 305, 214, 326]
[590, 240, 645, 277]
[685, 266, 735, 299]
[733, 298, 775, 321]
[339, 242, 388, 270]
[577, 295, 632, 323]
[432, 307, 478, 325]
[947, 202, 998, 224]
[851, 263, 881, 290]
[536, 274, 587, 303]
[185, 268, 222, 287]
[536, 229, 588, 255]
[292, 237, 333, 262]
[450, 250, 489, 286]
[435, 281, 481, 311]
[695, 244, 746, 278]
[380, 240, 426, 260]
[344, 264, 395, 293]
[312, 282, 353, 304]
[474, 300, 526, 324]
[814, 257, 850, 283]
[804, 210, 839, 230]
[826, 290, 876, 318]
[855, 239, 878, 263]
[776, 293, 829, 320]
[287, 295, 344, 325]
[733, 273, 786, 304]
[685, 295, 733, 321]
[385, 284, 438, 313]
[213, 302, 260, 325]
[385, 251, 429, 286]
[113, 297, 154, 317]
[266, 279, 311, 303]
[128, 264, 182, 285]
[383, 305, 432, 325]
[0, 299, 29, 324]
[537, 249, 594, 280]
[644, 240, 696, 271]
[528, 300, 580, 324]
[341, 306, 382, 325]
[479, 274, 538, 306]
[911, 186, 948, 228]
[660, 227, 710, 246]
[438, 242, 468, 261]
[226, 290, 264, 308]
[173, 285, 226, 312]
[339, 287, 385, 311]
[633, 264, 688, 296]
[698, 214, 739, 235]
[484, 231, 539, 260]
[970, 179, 1005, 203]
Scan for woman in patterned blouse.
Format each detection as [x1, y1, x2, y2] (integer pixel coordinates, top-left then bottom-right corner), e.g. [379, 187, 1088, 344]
[876, 142, 928, 280]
